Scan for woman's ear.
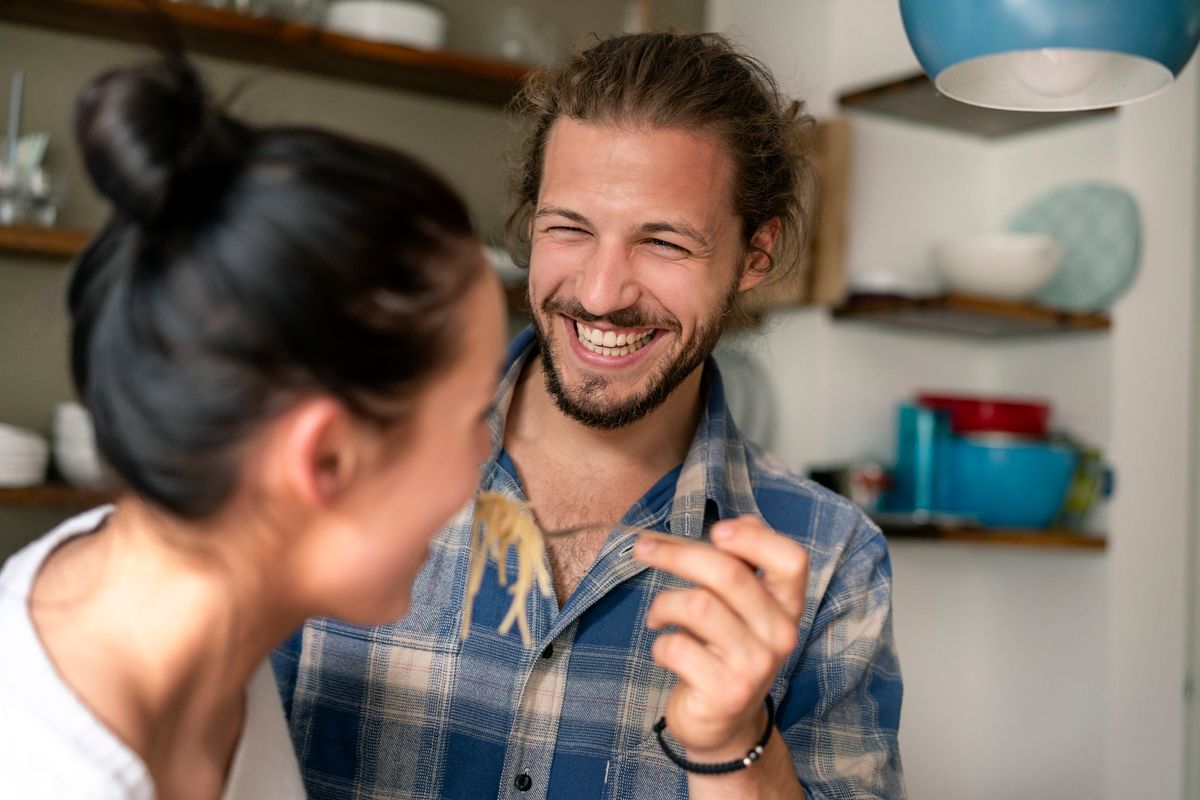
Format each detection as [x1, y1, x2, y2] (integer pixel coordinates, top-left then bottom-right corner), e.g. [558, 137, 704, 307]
[277, 397, 357, 509]
[738, 217, 782, 292]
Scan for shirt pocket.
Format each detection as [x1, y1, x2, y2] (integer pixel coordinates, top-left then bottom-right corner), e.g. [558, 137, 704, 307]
[600, 654, 686, 800]
[610, 726, 686, 800]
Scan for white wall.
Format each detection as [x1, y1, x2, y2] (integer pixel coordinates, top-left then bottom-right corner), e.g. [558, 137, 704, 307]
[710, 2, 1197, 799]
[1105, 63, 1198, 798]
[1188, 67, 1200, 800]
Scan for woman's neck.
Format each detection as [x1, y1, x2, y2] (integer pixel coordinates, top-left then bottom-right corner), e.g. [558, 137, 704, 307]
[29, 497, 301, 797]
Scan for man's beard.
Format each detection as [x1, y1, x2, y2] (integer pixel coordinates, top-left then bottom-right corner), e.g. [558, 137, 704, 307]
[530, 282, 738, 431]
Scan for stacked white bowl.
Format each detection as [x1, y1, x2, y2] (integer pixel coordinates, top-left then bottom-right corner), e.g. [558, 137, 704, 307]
[933, 232, 1063, 300]
[53, 401, 113, 490]
[324, 1, 447, 49]
[0, 423, 49, 487]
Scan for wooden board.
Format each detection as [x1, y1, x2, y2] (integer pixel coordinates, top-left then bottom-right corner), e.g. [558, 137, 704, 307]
[740, 116, 852, 314]
[833, 292, 1111, 338]
[0, 224, 92, 259]
[881, 521, 1107, 551]
[0, 484, 114, 508]
[0, 0, 530, 107]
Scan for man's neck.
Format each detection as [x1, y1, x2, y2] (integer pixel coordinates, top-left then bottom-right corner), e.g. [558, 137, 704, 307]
[503, 356, 708, 606]
[506, 356, 706, 478]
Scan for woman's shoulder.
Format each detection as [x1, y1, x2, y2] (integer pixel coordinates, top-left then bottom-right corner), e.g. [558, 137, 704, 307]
[0, 506, 114, 594]
[0, 675, 153, 799]
[0, 506, 152, 799]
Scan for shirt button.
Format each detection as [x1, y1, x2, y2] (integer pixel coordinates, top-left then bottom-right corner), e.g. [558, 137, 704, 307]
[540, 643, 554, 659]
[514, 772, 533, 791]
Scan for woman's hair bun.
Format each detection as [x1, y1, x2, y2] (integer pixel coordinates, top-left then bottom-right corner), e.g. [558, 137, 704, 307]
[74, 59, 241, 225]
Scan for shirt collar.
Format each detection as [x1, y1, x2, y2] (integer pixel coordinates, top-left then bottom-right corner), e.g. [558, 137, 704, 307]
[486, 327, 760, 536]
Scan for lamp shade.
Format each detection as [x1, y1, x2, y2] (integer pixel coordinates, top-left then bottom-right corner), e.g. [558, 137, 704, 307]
[900, 0, 1200, 111]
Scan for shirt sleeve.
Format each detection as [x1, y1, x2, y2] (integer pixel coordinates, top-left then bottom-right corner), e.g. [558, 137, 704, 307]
[777, 517, 906, 799]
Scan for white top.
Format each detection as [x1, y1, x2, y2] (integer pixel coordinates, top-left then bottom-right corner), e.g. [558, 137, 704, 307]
[0, 508, 307, 799]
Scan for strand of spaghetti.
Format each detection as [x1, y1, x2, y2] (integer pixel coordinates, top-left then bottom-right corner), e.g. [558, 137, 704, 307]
[461, 492, 554, 647]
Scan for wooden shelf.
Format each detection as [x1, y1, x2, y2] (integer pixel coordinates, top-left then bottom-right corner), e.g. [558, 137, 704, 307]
[0, 224, 92, 260]
[833, 292, 1110, 338]
[838, 73, 1115, 138]
[880, 521, 1106, 551]
[0, 0, 531, 107]
[0, 483, 113, 509]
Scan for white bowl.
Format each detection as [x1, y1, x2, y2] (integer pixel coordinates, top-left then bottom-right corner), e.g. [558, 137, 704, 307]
[325, 0, 447, 49]
[0, 423, 48, 454]
[54, 442, 113, 490]
[54, 400, 92, 433]
[933, 233, 1063, 300]
[0, 445, 47, 487]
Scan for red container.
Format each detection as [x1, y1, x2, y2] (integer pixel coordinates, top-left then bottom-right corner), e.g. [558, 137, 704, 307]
[917, 393, 1050, 437]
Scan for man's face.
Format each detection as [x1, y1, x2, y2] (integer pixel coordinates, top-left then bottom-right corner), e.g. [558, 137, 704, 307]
[528, 118, 762, 430]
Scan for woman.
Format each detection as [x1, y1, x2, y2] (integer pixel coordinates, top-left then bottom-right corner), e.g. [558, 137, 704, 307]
[0, 55, 503, 799]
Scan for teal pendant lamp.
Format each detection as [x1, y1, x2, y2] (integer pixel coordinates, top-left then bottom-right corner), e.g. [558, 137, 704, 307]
[900, 0, 1200, 111]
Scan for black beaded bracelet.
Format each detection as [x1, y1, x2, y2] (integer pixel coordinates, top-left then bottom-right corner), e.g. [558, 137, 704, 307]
[653, 694, 776, 775]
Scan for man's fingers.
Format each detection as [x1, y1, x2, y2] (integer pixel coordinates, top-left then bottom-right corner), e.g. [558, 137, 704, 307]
[634, 536, 794, 653]
[652, 631, 725, 687]
[628, 527, 806, 652]
[646, 588, 771, 673]
[709, 516, 809, 618]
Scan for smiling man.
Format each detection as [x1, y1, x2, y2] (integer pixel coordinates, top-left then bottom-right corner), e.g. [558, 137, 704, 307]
[276, 32, 905, 800]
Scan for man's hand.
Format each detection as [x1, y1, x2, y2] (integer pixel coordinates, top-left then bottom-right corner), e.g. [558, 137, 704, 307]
[634, 516, 809, 761]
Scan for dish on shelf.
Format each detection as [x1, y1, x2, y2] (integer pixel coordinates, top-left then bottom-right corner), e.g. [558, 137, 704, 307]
[939, 434, 1077, 528]
[53, 401, 114, 490]
[0, 423, 49, 487]
[917, 392, 1050, 436]
[1007, 182, 1142, 312]
[324, 0, 446, 49]
[484, 245, 525, 286]
[713, 342, 776, 449]
[932, 232, 1061, 300]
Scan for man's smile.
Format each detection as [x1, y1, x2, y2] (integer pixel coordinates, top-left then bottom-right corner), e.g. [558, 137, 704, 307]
[573, 320, 657, 357]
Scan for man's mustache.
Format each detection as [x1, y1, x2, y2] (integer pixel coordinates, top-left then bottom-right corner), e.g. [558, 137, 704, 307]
[540, 295, 677, 331]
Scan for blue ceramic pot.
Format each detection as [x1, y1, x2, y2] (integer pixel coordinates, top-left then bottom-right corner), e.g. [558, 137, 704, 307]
[940, 435, 1078, 528]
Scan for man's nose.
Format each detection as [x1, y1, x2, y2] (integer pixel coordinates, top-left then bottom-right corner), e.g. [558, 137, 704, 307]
[574, 241, 640, 318]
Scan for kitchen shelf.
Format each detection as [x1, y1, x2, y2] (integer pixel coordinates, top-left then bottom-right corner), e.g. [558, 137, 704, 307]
[833, 292, 1110, 338]
[0, 0, 531, 108]
[880, 521, 1106, 551]
[837, 73, 1115, 138]
[0, 483, 113, 509]
[0, 224, 92, 260]
[0, 225, 543, 321]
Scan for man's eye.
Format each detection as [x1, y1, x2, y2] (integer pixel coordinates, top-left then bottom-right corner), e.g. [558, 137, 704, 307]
[648, 238, 689, 255]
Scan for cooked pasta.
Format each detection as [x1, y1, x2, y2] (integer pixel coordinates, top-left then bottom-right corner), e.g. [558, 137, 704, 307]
[461, 492, 553, 647]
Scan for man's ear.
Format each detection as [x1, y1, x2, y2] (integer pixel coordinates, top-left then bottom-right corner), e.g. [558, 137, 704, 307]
[738, 217, 782, 292]
[277, 397, 357, 509]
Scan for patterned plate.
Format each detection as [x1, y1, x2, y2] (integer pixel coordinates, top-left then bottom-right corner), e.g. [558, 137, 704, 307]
[1006, 182, 1141, 312]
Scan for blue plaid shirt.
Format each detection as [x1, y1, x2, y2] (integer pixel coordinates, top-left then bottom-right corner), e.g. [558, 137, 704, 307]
[273, 328, 905, 799]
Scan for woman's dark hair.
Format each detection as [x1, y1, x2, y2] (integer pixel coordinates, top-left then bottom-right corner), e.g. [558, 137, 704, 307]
[70, 56, 484, 519]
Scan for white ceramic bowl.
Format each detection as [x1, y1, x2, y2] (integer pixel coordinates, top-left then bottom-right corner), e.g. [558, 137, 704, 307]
[0, 429, 48, 486]
[50, 401, 113, 489]
[54, 442, 113, 490]
[324, 0, 447, 49]
[53, 400, 92, 434]
[933, 233, 1063, 300]
[0, 422, 48, 455]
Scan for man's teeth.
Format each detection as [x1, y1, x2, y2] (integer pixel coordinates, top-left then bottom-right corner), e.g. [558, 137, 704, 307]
[575, 321, 655, 357]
